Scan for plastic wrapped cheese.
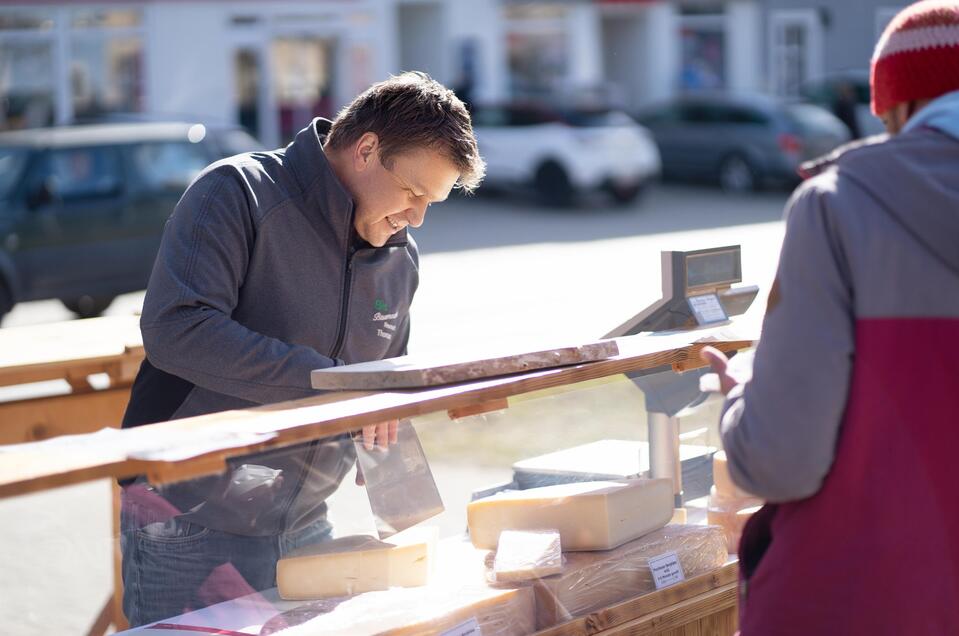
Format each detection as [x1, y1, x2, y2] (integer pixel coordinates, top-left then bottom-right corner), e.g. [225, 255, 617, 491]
[467, 479, 673, 551]
[261, 585, 534, 636]
[490, 530, 564, 583]
[706, 490, 762, 554]
[531, 524, 728, 630]
[276, 527, 436, 600]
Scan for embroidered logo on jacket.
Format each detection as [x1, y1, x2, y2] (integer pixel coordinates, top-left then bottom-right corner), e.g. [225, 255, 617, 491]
[373, 299, 397, 341]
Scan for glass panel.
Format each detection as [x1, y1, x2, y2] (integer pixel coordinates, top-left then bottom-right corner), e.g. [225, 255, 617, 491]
[0, 40, 56, 131]
[71, 9, 142, 29]
[71, 36, 144, 120]
[272, 37, 334, 145]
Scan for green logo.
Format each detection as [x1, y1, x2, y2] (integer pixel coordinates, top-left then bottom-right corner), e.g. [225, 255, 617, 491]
[374, 299, 389, 313]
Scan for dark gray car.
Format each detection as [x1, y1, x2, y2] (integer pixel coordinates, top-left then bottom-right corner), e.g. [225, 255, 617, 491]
[636, 94, 850, 192]
[0, 122, 263, 320]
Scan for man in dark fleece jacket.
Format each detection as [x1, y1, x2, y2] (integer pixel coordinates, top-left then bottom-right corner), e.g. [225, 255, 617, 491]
[119, 72, 484, 626]
[703, 2, 959, 633]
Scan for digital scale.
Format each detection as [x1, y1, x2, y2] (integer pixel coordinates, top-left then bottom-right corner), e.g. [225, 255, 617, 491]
[473, 246, 760, 510]
[604, 245, 758, 337]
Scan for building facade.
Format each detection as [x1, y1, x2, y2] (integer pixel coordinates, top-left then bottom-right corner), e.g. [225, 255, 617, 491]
[12, 1, 898, 147]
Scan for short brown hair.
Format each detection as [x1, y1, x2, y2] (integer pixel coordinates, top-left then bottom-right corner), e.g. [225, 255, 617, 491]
[325, 71, 485, 193]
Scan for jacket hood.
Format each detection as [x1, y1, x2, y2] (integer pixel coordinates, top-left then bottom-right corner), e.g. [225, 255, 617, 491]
[802, 127, 959, 275]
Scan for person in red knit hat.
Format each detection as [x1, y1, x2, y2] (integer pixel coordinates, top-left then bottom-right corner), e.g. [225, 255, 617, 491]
[701, 1, 959, 633]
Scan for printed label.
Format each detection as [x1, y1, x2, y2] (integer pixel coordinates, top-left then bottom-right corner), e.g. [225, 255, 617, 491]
[649, 550, 686, 589]
[440, 617, 482, 636]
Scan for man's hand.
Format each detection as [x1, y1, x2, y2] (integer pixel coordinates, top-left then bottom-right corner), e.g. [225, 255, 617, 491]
[700, 346, 742, 396]
[353, 419, 399, 486]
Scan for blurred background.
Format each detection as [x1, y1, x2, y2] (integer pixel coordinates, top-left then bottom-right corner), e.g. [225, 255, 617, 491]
[0, 1, 905, 634]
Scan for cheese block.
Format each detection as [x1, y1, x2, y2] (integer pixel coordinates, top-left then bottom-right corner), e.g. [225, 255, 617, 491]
[265, 585, 534, 636]
[707, 503, 762, 554]
[467, 479, 673, 551]
[276, 527, 436, 600]
[533, 524, 728, 629]
[713, 450, 756, 499]
[491, 530, 563, 583]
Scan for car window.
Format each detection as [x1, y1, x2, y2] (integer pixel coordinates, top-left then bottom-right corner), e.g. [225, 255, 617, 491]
[133, 141, 210, 190]
[785, 104, 844, 135]
[471, 107, 508, 127]
[561, 110, 635, 127]
[508, 107, 554, 126]
[37, 146, 122, 201]
[213, 128, 265, 158]
[638, 106, 681, 125]
[0, 147, 28, 199]
[725, 107, 769, 125]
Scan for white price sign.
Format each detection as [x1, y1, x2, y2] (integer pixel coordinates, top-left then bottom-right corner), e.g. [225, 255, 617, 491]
[687, 293, 728, 326]
[649, 550, 686, 589]
[441, 617, 482, 636]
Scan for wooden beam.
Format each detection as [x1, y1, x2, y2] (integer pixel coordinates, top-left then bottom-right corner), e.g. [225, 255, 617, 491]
[0, 337, 753, 498]
[0, 386, 132, 445]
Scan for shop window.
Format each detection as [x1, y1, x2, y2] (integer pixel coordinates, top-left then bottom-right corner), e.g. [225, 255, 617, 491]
[0, 11, 54, 31]
[770, 10, 823, 98]
[70, 36, 144, 121]
[272, 37, 334, 144]
[71, 9, 142, 30]
[679, 13, 726, 93]
[0, 40, 56, 131]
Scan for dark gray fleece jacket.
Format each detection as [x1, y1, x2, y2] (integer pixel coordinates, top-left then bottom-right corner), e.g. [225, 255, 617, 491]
[122, 119, 418, 535]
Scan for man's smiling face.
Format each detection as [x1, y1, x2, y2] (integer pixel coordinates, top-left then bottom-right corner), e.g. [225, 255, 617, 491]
[350, 134, 461, 247]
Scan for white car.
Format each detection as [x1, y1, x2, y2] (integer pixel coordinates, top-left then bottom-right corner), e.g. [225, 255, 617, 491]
[470, 104, 661, 206]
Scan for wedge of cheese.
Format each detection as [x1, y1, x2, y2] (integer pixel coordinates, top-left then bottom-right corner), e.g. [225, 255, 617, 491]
[467, 479, 673, 551]
[276, 527, 436, 600]
[491, 530, 563, 583]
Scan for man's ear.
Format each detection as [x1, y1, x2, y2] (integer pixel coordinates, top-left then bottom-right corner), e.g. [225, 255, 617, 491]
[353, 132, 378, 172]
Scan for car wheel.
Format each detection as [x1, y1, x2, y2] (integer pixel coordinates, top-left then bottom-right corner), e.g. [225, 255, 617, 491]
[62, 295, 115, 319]
[608, 180, 646, 206]
[718, 154, 757, 193]
[0, 279, 12, 323]
[534, 161, 575, 207]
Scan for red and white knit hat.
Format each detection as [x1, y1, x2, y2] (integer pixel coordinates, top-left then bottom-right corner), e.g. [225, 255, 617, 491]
[871, 1, 959, 116]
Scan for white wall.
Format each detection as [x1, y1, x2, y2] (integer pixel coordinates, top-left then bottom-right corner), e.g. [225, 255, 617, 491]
[726, 1, 761, 93]
[567, 3, 604, 89]
[444, 0, 507, 103]
[643, 2, 680, 104]
[602, 9, 648, 110]
[145, 4, 234, 123]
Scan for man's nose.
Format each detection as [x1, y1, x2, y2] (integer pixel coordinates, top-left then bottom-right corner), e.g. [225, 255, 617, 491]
[408, 201, 428, 227]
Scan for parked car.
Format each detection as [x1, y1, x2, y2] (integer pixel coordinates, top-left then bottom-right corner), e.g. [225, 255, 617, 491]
[635, 94, 850, 193]
[0, 121, 263, 320]
[800, 70, 885, 139]
[469, 103, 661, 206]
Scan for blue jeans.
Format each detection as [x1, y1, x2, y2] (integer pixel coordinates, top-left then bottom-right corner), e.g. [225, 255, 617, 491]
[120, 496, 332, 627]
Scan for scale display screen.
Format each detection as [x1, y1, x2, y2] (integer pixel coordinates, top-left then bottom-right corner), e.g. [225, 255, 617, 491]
[685, 249, 741, 289]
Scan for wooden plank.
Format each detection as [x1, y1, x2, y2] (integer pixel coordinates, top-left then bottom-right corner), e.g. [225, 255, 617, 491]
[0, 315, 142, 387]
[535, 563, 739, 636]
[311, 340, 620, 390]
[0, 386, 132, 444]
[598, 584, 738, 636]
[0, 334, 753, 499]
[697, 606, 737, 635]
